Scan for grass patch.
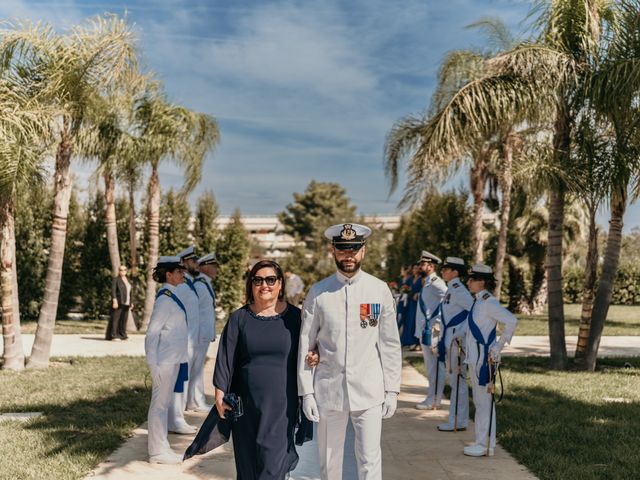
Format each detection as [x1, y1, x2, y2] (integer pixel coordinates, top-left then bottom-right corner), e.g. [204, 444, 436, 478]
[20, 319, 144, 335]
[407, 356, 640, 480]
[516, 304, 640, 336]
[0, 356, 150, 480]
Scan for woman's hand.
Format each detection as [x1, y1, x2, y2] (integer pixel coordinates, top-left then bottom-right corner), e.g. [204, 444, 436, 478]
[305, 350, 319, 367]
[112, 299, 118, 310]
[215, 389, 232, 418]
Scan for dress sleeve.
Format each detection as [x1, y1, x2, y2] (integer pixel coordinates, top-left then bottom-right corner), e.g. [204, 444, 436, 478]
[213, 311, 241, 392]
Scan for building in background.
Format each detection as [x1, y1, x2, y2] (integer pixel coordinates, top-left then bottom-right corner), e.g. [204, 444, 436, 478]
[215, 215, 400, 259]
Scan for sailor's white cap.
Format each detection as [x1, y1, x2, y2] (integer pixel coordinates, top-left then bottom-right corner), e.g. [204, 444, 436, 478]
[176, 246, 197, 261]
[198, 252, 219, 265]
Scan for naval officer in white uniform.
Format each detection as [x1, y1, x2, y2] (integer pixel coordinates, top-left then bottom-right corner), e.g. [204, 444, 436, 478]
[435, 257, 474, 430]
[145, 256, 188, 464]
[168, 246, 199, 434]
[464, 264, 518, 457]
[298, 223, 402, 480]
[413, 251, 447, 410]
[187, 252, 218, 411]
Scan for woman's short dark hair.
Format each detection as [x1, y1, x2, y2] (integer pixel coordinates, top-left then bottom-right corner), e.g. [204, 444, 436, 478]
[245, 259, 286, 304]
[153, 266, 181, 284]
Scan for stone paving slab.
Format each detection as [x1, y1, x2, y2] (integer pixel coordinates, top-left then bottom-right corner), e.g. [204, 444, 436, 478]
[86, 355, 536, 480]
[8, 334, 638, 359]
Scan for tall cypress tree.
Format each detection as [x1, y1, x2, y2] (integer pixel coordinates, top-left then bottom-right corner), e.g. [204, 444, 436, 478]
[193, 190, 219, 254]
[79, 192, 111, 320]
[214, 209, 250, 316]
[159, 188, 191, 255]
[58, 190, 85, 319]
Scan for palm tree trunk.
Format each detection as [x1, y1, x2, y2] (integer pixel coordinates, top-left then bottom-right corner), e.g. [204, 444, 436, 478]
[141, 164, 160, 330]
[529, 263, 547, 315]
[104, 170, 121, 277]
[27, 127, 73, 369]
[11, 227, 24, 367]
[128, 183, 138, 278]
[469, 150, 488, 263]
[494, 136, 514, 297]
[574, 205, 598, 363]
[546, 106, 570, 370]
[584, 193, 626, 371]
[547, 186, 567, 369]
[1, 200, 23, 370]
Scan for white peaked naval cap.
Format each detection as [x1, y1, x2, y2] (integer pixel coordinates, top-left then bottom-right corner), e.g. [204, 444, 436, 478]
[469, 263, 494, 279]
[176, 245, 197, 260]
[156, 256, 185, 269]
[324, 223, 372, 242]
[419, 251, 442, 264]
[198, 252, 219, 265]
[442, 256, 466, 268]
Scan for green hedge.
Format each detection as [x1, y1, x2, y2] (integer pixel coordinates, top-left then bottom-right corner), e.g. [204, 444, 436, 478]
[563, 263, 640, 305]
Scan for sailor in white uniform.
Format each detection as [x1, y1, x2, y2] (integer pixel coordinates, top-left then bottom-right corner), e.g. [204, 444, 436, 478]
[145, 256, 188, 464]
[413, 251, 447, 410]
[464, 264, 518, 457]
[168, 246, 199, 434]
[186, 252, 218, 411]
[435, 257, 474, 431]
[298, 223, 402, 480]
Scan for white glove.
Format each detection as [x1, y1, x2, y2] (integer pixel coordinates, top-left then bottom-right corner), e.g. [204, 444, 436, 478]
[489, 338, 506, 362]
[302, 394, 319, 422]
[381, 392, 398, 419]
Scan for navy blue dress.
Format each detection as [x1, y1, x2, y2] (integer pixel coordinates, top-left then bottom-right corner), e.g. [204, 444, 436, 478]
[400, 276, 421, 346]
[213, 304, 301, 480]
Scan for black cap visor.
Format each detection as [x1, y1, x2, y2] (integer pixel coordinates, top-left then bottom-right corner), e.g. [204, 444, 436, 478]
[333, 242, 364, 251]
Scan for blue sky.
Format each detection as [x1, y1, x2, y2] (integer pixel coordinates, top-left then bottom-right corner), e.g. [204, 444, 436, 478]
[3, 0, 639, 231]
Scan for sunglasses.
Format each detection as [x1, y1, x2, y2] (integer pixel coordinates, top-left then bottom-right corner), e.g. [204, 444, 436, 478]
[333, 243, 364, 252]
[252, 275, 279, 286]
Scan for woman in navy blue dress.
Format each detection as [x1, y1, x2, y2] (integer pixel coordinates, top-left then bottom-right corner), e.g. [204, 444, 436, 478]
[400, 264, 422, 347]
[213, 260, 309, 479]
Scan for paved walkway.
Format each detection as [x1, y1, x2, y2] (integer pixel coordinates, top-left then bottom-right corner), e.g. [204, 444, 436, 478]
[7, 334, 639, 358]
[86, 357, 535, 480]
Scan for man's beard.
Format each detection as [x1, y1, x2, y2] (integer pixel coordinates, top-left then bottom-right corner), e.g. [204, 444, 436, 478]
[335, 257, 362, 273]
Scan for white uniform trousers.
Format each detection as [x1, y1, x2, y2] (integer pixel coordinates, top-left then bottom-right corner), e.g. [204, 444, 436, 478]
[423, 348, 445, 406]
[186, 342, 209, 409]
[148, 363, 180, 457]
[318, 406, 382, 480]
[469, 364, 496, 448]
[444, 346, 469, 428]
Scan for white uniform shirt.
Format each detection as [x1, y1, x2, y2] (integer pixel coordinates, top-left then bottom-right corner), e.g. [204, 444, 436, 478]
[434, 277, 474, 351]
[194, 273, 216, 343]
[176, 273, 201, 348]
[298, 269, 402, 412]
[465, 289, 518, 370]
[414, 273, 447, 339]
[145, 283, 188, 366]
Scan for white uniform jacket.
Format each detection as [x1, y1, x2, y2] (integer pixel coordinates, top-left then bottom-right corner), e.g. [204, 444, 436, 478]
[434, 277, 474, 352]
[194, 273, 216, 343]
[414, 273, 447, 339]
[465, 290, 517, 372]
[176, 274, 201, 348]
[145, 283, 188, 366]
[298, 269, 402, 412]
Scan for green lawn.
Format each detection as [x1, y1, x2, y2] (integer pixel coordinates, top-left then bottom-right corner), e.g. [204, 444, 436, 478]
[408, 356, 640, 480]
[20, 319, 144, 335]
[0, 357, 150, 480]
[516, 304, 640, 336]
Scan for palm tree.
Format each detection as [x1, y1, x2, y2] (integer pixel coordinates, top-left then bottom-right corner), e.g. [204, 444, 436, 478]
[0, 81, 52, 370]
[133, 87, 219, 329]
[0, 15, 139, 368]
[584, 0, 640, 371]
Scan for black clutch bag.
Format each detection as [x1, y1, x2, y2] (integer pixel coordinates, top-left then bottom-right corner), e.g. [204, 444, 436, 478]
[222, 393, 244, 421]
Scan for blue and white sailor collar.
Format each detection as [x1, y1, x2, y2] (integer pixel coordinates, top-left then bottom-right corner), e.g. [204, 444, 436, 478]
[475, 289, 491, 301]
[336, 268, 363, 286]
[162, 283, 178, 293]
